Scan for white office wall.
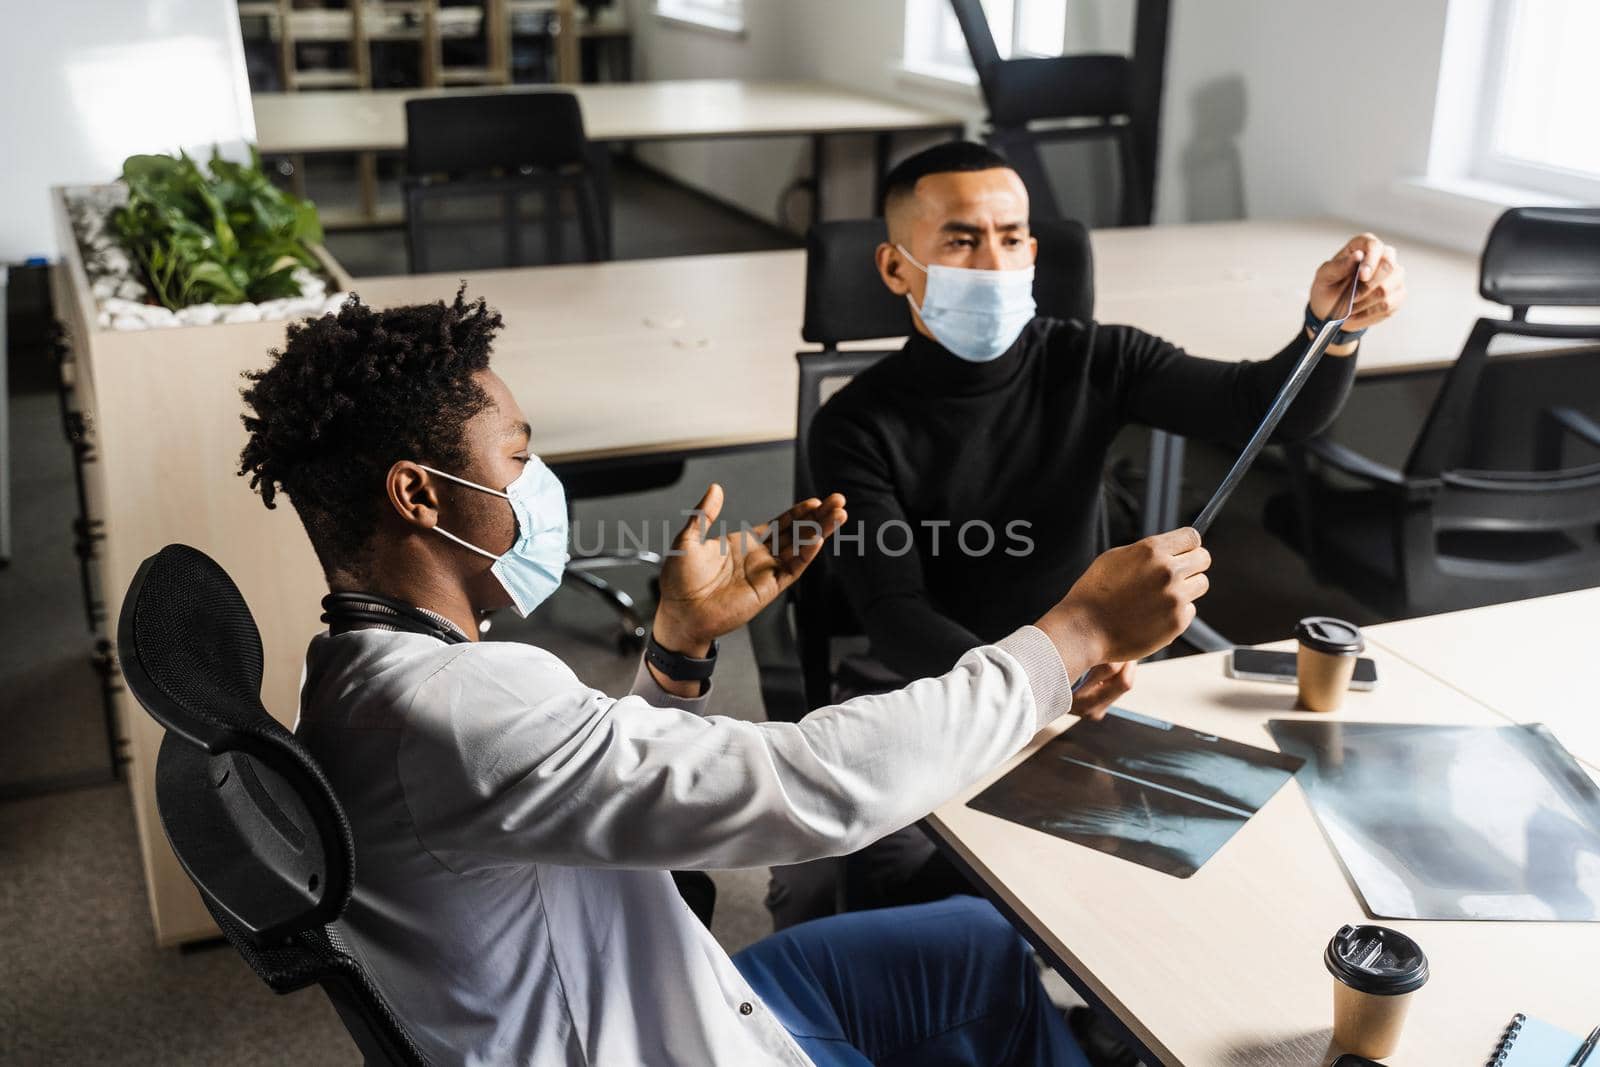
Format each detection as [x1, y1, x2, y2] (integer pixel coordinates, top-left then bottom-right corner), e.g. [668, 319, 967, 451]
[1156, 1, 1452, 225]
[0, 0, 256, 262]
[625, 0, 813, 226]
[631, 0, 1505, 249]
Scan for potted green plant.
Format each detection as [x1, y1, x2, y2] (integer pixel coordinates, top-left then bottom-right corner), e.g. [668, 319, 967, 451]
[109, 146, 327, 312]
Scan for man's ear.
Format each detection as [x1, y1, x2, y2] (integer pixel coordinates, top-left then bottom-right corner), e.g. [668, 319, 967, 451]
[1027, 234, 1039, 264]
[876, 242, 911, 297]
[387, 461, 441, 531]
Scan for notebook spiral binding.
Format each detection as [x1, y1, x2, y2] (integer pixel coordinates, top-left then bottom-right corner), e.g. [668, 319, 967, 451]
[1488, 1014, 1527, 1066]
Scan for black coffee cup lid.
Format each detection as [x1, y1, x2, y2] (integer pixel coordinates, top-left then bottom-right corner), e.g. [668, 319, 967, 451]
[1296, 616, 1365, 655]
[1324, 924, 1428, 995]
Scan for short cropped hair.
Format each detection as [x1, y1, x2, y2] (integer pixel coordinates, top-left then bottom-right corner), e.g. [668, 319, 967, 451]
[878, 141, 1015, 215]
[238, 287, 502, 575]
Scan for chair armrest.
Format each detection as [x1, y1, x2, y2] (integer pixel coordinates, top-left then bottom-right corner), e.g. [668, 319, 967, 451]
[1302, 436, 1407, 487]
[1177, 616, 1232, 654]
[1548, 407, 1600, 448]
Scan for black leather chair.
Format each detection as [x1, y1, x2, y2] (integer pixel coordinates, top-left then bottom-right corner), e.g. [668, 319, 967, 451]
[760, 218, 1226, 720]
[948, 0, 1169, 226]
[404, 91, 610, 273]
[1271, 208, 1600, 617]
[117, 545, 427, 1066]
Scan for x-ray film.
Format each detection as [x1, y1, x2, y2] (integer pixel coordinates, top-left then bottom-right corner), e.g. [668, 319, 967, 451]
[968, 708, 1304, 878]
[1268, 720, 1600, 921]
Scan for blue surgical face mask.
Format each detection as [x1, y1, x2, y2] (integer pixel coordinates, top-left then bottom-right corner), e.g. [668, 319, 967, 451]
[419, 457, 570, 618]
[897, 245, 1037, 362]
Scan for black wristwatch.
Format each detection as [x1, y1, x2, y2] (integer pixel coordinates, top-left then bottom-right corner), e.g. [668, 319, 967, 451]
[644, 630, 719, 685]
[1305, 302, 1366, 346]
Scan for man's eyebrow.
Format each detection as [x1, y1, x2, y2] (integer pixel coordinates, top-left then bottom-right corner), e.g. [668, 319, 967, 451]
[505, 420, 532, 440]
[938, 220, 1029, 235]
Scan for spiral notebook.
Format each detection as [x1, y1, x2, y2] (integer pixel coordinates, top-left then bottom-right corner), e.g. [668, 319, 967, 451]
[1487, 1014, 1586, 1066]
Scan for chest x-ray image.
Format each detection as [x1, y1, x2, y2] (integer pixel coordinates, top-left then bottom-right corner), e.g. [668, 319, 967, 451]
[969, 708, 1304, 878]
[1269, 720, 1600, 921]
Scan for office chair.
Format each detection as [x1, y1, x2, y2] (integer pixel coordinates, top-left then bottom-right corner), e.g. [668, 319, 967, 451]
[404, 91, 610, 273]
[117, 544, 428, 1066]
[1269, 208, 1600, 617]
[406, 91, 671, 651]
[948, 0, 1169, 226]
[763, 217, 1227, 720]
[118, 545, 719, 1064]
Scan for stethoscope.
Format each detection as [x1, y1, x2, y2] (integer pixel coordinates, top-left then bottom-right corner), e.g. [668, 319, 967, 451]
[320, 591, 471, 645]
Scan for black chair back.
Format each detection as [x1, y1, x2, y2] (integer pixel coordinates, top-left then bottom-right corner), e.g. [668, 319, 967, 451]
[1406, 208, 1600, 479]
[118, 545, 427, 1066]
[946, 0, 1169, 225]
[790, 218, 1094, 709]
[405, 91, 590, 176]
[403, 91, 607, 273]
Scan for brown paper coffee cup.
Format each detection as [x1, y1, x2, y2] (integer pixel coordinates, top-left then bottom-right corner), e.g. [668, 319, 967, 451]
[1294, 617, 1365, 713]
[1332, 977, 1416, 1058]
[1325, 924, 1428, 1061]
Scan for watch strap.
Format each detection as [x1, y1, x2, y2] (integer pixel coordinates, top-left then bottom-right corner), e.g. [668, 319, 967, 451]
[644, 631, 718, 683]
[1305, 302, 1366, 346]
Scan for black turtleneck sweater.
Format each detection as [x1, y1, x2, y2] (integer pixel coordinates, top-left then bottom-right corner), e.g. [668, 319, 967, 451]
[808, 316, 1358, 682]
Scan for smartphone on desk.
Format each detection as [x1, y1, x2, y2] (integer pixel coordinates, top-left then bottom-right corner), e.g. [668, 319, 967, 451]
[1332, 1057, 1385, 1067]
[1227, 647, 1378, 691]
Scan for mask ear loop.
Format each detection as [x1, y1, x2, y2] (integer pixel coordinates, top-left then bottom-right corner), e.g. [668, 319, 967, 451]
[413, 463, 510, 560]
[895, 245, 928, 315]
[416, 463, 510, 500]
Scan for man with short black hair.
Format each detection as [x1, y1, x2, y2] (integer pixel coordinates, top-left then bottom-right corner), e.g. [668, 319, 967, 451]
[239, 287, 1212, 1065]
[782, 141, 1406, 926]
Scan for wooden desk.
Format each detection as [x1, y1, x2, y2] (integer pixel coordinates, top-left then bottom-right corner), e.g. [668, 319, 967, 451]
[927, 646, 1600, 1066]
[252, 79, 967, 227]
[1367, 589, 1600, 770]
[52, 212, 1523, 943]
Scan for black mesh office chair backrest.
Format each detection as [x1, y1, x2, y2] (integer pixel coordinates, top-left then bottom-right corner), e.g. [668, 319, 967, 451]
[404, 91, 606, 273]
[790, 218, 1094, 709]
[947, 0, 1131, 126]
[1406, 207, 1600, 479]
[405, 91, 590, 176]
[946, 0, 1169, 225]
[118, 545, 427, 1066]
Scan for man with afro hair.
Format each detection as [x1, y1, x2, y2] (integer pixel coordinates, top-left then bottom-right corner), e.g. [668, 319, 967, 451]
[237, 287, 1210, 1065]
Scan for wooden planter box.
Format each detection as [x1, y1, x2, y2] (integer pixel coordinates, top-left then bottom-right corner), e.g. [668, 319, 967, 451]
[50, 185, 355, 946]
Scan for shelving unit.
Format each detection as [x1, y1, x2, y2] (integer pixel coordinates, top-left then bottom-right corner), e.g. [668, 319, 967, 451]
[237, 0, 585, 92]
[240, 0, 597, 228]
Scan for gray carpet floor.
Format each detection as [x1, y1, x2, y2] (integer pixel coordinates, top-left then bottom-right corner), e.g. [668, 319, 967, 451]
[0, 162, 1412, 1060]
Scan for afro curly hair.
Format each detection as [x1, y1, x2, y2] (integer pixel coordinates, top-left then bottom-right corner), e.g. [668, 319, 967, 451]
[239, 286, 503, 577]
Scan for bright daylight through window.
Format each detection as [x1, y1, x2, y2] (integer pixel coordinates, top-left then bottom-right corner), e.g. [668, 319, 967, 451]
[1477, 0, 1600, 199]
[904, 0, 1067, 79]
[657, 0, 744, 35]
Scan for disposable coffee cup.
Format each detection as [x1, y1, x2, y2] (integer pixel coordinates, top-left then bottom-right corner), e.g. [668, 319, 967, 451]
[1325, 923, 1428, 1059]
[1295, 616, 1364, 712]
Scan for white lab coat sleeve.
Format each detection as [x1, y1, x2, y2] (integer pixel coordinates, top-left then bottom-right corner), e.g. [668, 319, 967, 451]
[397, 626, 1073, 872]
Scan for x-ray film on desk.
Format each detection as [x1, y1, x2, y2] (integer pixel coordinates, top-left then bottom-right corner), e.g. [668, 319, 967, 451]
[1268, 720, 1600, 921]
[967, 708, 1304, 878]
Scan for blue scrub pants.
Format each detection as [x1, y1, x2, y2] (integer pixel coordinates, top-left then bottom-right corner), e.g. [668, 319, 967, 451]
[732, 895, 1091, 1067]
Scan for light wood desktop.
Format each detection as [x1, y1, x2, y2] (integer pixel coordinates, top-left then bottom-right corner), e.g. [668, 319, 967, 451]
[1367, 589, 1600, 771]
[253, 78, 967, 227]
[253, 79, 968, 155]
[927, 644, 1600, 1066]
[52, 208, 1517, 944]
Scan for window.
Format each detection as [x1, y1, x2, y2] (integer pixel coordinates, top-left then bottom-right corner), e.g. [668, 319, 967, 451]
[1474, 0, 1600, 199]
[656, 0, 744, 35]
[903, 0, 1068, 81]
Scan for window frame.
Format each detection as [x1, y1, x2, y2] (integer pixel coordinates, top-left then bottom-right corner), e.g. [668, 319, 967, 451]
[1469, 0, 1600, 201]
[901, 0, 1068, 82]
[655, 0, 745, 36]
